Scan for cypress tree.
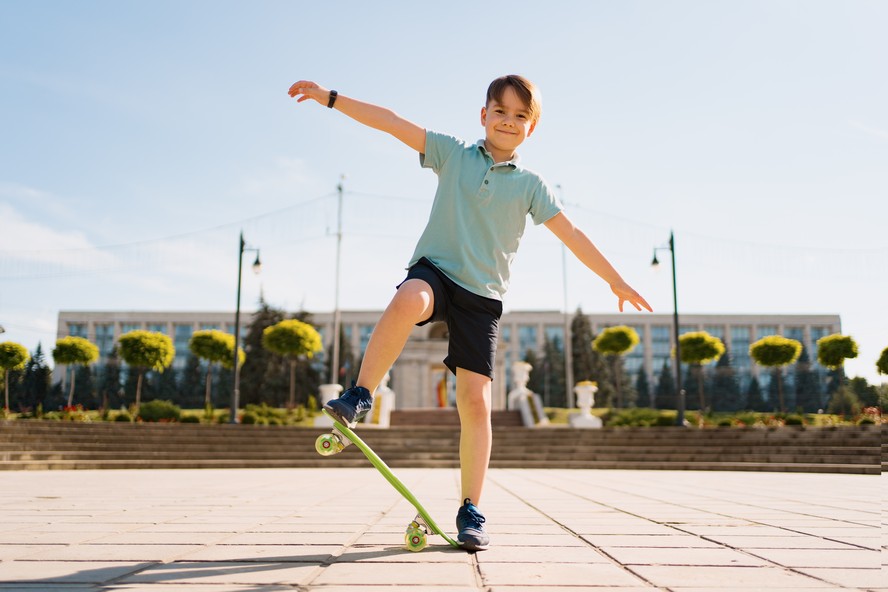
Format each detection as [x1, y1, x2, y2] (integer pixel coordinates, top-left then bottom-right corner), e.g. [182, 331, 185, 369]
[239, 297, 287, 406]
[21, 343, 51, 412]
[570, 309, 595, 382]
[655, 360, 677, 409]
[98, 347, 122, 410]
[711, 349, 743, 412]
[794, 346, 821, 413]
[636, 366, 651, 407]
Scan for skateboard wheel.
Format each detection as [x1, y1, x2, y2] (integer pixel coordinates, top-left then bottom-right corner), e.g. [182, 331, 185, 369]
[405, 527, 428, 552]
[315, 433, 344, 456]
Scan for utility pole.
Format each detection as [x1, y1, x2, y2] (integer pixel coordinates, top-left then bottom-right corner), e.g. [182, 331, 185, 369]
[329, 175, 345, 385]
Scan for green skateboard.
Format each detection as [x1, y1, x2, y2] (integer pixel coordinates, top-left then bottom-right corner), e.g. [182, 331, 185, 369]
[315, 409, 461, 552]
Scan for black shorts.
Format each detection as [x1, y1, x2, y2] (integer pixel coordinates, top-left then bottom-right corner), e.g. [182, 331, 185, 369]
[398, 257, 503, 380]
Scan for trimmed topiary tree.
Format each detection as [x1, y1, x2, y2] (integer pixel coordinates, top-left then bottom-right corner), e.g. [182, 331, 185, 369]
[749, 335, 802, 413]
[118, 331, 175, 409]
[592, 326, 639, 409]
[816, 333, 858, 388]
[876, 346, 888, 377]
[262, 319, 323, 409]
[189, 330, 245, 409]
[0, 341, 30, 412]
[52, 337, 100, 407]
[678, 331, 725, 412]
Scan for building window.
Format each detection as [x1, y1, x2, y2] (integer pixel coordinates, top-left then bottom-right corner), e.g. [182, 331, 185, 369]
[651, 325, 672, 374]
[624, 325, 645, 375]
[757, 325, 778, 338]
[359, 324, 375, 355]
[121, 323, 140, 335]
[147, 323, 166, 334]
[95, 324, 115, 358]
[704, 325, 725, 340]
[68, 323, 87, 338]
[518, 325, 538, 359]
[174, 324, 193, 364]
[544, 326, 564, 349]
[200, 323, 219, 331]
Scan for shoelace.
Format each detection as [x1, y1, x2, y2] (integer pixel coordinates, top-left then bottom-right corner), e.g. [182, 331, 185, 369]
[461, 503, 486, 528]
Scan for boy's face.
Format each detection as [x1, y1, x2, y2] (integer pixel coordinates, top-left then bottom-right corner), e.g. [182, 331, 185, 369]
[481, 86, 536, 158]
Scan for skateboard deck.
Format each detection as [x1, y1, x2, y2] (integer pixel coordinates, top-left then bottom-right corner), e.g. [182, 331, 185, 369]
[315, 409, 461, 551]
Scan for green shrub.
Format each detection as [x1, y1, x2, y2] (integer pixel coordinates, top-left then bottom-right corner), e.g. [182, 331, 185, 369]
[180, 414, 201, 424]
[114, 411, 133, 422]
[784, 415, 805, 426]
[858, 417, 876, 425]
[717, 419, 733, 427]
[137, 399, 181, 422]
[607, 407, 669, 427]
[241, 411, 258, 425]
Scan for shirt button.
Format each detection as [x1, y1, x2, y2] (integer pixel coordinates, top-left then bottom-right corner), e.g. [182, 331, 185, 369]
[484, 180, 489, 184]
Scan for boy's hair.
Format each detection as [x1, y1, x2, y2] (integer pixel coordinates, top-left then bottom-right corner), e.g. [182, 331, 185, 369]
[486, 75, 541, 123]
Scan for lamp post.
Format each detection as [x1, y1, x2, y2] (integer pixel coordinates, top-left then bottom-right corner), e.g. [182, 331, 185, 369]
[652, 231, 685, 426]
[232, 230, 261, 423]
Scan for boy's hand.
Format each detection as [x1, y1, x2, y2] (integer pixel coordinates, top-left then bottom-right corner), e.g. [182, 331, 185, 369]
[288, 80, 332, 105]
[611, 281, 653, 313]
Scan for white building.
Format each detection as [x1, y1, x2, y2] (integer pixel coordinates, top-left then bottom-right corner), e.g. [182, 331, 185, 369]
[56, 310, 840, 410]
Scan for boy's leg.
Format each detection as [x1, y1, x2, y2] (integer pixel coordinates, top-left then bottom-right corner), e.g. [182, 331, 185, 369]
[454, 367, 492, 504]
[325, 279, 434, 426]
[356, 279, 435, 394]
[454, 366, 492, 550]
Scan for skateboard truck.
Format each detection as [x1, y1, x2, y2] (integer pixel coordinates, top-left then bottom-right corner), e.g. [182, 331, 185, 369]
[314, 425, 353, 456]
[405, 514, 431, 552]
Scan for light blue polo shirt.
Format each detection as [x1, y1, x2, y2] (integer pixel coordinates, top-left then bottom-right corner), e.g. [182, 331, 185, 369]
[408, 130, 563, 301]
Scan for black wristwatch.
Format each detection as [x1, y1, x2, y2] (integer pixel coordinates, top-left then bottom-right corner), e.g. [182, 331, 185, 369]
[327, 90, 338, 109]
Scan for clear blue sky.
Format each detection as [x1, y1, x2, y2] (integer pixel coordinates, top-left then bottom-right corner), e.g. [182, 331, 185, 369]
[1, 0, 886, 383]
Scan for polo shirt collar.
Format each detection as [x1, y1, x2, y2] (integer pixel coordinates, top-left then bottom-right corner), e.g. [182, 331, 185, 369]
[475, 140, 521, 169]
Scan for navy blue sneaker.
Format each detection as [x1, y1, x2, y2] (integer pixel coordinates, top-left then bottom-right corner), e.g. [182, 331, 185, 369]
[324, 385, 373, 428]
[456, 498, 489, 551]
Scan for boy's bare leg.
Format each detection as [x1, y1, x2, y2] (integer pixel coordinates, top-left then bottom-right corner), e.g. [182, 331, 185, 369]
[356, 279, 434, 395]
[455, 367, 493, 504]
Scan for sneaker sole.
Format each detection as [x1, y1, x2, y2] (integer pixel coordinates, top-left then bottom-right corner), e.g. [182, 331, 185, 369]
[458, 538, 489, 552]
[323, 405, 357, 429]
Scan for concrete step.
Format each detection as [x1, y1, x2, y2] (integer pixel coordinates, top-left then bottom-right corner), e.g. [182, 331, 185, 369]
[0, 421, 880, 474]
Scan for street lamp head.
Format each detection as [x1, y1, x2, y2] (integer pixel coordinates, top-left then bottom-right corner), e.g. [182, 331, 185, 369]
[651, 251, 660, 268]
[251, 252, 262, 275]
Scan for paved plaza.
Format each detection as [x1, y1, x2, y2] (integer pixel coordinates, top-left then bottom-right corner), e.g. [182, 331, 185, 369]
[0, 468, 884, 591]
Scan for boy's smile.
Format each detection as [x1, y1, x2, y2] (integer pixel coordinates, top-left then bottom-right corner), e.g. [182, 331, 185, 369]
[481, 86, 536, 163]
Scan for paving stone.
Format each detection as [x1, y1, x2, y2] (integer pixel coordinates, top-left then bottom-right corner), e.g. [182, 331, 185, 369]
[310, 561, 477, 586]
[179, 544, 342, 562]
[480, 561, 646, 587]
[475, 544, 611, 564]
[601, 546, 770, 567]
[334, 544, 472, 563]
[745, 548, 881, 568]
[630, 565, 835, 588]
[794, 567, 885, 588]
[18, 543, 200, 562]
[0, 561, 151, 584]
[120, 561, 322, 585]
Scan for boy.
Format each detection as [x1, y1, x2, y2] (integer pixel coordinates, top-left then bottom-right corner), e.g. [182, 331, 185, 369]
[288, 75, 651, 551]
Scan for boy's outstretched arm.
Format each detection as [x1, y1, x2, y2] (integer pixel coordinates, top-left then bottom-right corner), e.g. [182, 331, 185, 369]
[545, 212, 653, 313]
[288, 80, 426, 153]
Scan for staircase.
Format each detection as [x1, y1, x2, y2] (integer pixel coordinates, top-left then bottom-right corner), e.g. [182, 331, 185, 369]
[0, 421, 881, 474]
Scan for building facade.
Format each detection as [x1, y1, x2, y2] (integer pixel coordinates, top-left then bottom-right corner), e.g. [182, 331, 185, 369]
[56, 310, 840, 410]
